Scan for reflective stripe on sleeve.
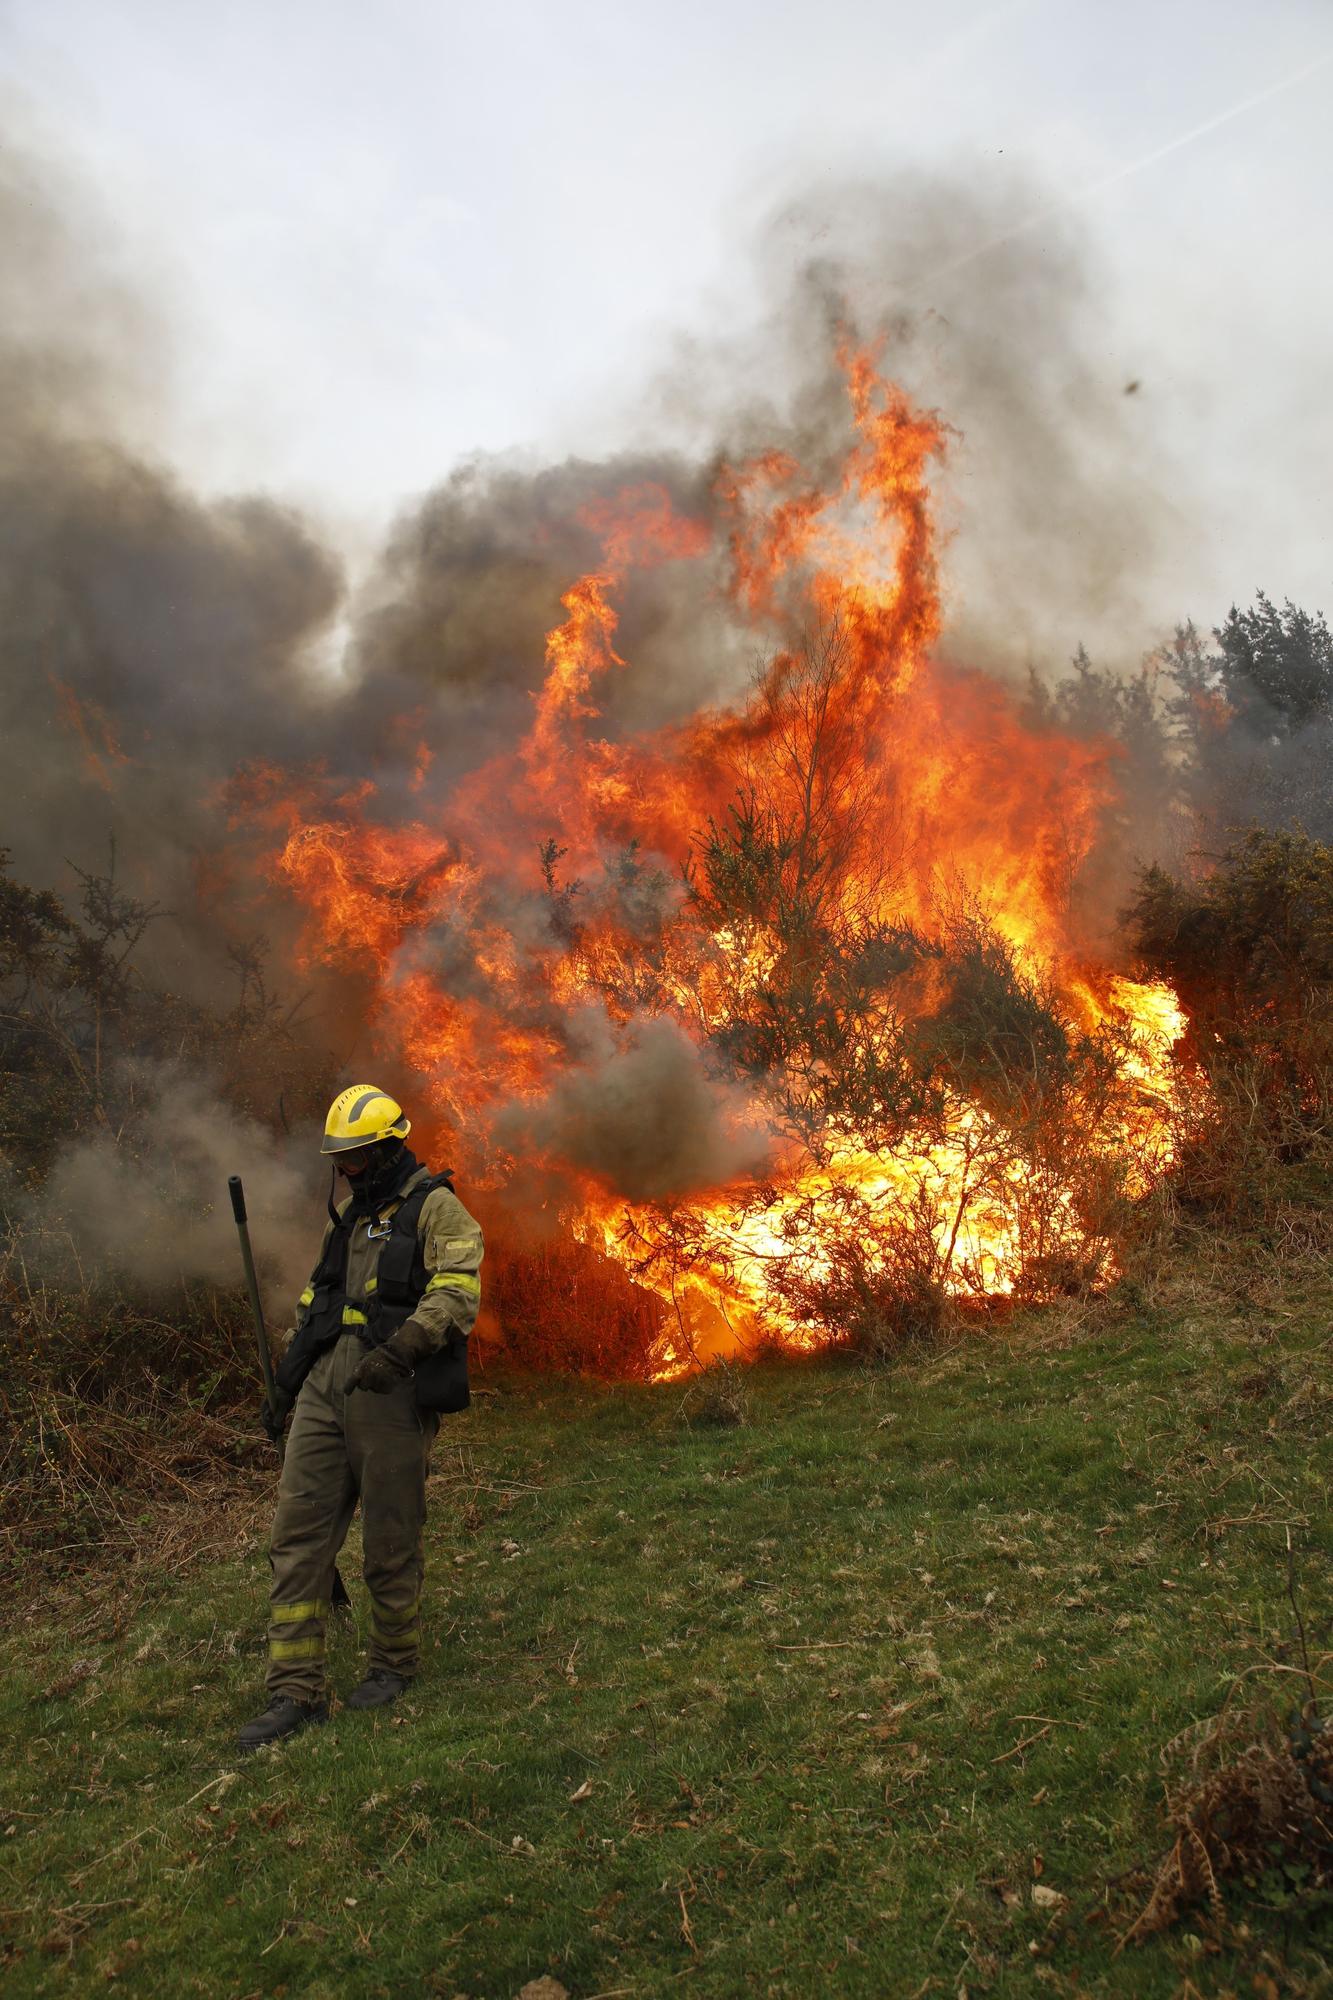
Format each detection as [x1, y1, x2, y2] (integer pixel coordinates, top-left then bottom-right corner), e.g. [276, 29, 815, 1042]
[298, 1286, 315, 1307]
[425, 1271, 480, 1297]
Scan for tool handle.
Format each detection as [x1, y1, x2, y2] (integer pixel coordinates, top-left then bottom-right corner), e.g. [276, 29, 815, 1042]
[229, 1173, 284, 1463]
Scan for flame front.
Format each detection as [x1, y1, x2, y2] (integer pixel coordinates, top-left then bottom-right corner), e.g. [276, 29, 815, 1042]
[237, 344, 1189, 1376]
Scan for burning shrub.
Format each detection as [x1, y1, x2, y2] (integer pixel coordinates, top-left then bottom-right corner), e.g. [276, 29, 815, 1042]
[238, 343, 1195, 1379]
[486, 1229, 667, 1380]
[664, 715, 1175, 1358]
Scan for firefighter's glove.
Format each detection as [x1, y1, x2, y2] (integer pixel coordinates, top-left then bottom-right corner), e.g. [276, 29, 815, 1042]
[347, 1319, 435, 1395]
[261, 1388, 293, 1442]
[347, 1341, 413, 1395]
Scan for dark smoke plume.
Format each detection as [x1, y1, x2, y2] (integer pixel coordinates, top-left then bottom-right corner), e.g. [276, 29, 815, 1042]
[4, 144, 1191, 939]
[494, 1010, 773, 1205]
[4, 137, 1302, 1297]
[0, 141, 343, 1009]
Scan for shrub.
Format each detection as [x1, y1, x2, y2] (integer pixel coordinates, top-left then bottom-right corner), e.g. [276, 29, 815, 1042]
[679, 1357, 751, 1427]
[1126, 828, 1333, 1210]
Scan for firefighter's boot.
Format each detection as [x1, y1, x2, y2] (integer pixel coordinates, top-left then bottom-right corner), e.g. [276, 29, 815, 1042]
[237, 1693, 329, 1754]
[346, 1668, 410, 1710]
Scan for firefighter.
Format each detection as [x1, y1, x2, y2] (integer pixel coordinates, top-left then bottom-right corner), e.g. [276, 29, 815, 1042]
[237, 1085, 483, 1753]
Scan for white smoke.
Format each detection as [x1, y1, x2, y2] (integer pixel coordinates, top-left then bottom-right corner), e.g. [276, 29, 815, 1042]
[18, 1063, 323, 1317]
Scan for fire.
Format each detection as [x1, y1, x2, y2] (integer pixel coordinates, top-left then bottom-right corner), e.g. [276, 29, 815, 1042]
[49, 677, 129, 794]
[235, 342, 1190, 1376]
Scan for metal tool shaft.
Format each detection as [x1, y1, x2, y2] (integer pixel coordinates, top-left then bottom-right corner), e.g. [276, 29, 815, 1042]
[229, 1173, 284, 1466]
[226, 1174, 352, 1610]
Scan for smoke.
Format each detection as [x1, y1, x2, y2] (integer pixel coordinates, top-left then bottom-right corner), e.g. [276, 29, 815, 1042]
[353, 451, 740, 763]
[495, 1009, 773, 1205]
[2, 138, 1192, 919]
[5, 130, 1319, 1270]
[0, 138, 349, 1016]
[639, 171, 1189, 682]
[15, 1063, 322, 1313]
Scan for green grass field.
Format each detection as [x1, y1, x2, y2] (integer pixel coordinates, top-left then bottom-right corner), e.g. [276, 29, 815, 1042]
[2, 1229, 1330, 1999]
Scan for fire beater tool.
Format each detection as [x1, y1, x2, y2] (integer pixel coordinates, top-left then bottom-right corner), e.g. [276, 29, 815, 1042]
[228, 1173, 350, 1612]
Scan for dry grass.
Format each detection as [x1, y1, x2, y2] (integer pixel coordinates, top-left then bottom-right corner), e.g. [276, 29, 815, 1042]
[0, 1246, 269, 1601]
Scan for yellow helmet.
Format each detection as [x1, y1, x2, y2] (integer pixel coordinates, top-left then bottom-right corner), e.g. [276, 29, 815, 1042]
[321, 1084, 411, 1155]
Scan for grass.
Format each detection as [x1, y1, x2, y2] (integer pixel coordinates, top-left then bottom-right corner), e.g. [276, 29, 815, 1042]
[1, 1222, 1330, 1998]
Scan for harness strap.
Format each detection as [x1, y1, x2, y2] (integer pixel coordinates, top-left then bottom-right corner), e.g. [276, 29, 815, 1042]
[277, 1169, 458, 1392]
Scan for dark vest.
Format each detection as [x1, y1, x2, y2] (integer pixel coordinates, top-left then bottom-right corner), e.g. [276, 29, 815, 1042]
[276, 1171, 469, 1415]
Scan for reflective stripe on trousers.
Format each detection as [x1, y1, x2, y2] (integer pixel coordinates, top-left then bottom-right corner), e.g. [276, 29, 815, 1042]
[266, 1334, 437, 1699]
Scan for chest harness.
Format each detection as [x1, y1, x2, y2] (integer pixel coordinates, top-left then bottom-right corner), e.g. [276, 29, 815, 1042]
[276, 1170, 469, 1414]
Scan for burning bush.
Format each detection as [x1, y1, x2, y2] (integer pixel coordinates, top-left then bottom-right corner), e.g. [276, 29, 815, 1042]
[224, 350, 1198, 1378]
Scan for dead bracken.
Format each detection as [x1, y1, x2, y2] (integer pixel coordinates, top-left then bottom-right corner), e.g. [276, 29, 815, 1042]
[1121, 1691, 1333, 1948]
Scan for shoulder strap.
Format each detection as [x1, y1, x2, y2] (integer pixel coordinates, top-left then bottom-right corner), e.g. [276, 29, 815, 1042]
[393, 1169, 454, 1231]
[311, 1210, 351, 1290]
[376, 1172, 454, 1305]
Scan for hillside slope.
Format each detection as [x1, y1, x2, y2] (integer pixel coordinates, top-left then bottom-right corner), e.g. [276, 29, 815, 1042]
[2, 1231, 1330, 1998]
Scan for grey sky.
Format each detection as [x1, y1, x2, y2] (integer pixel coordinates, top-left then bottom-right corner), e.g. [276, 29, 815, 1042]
[2, 0, 1330, 642]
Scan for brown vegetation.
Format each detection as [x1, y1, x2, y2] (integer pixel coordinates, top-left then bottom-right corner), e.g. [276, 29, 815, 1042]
[1122, 1684, 1333, 1949]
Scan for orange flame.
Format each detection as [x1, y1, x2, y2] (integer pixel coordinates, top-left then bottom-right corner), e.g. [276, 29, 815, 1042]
[236, 344, 1189, 1374]
[50, 677, 129, 794]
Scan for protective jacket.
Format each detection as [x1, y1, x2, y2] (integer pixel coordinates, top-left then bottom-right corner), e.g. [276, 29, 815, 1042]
[276, 1160, 482, 1414]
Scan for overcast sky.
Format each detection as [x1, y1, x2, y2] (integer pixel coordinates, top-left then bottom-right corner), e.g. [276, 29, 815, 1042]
[2, 0, 1330, 637]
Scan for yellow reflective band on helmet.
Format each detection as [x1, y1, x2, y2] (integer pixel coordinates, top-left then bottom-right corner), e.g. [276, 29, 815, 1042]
[342, 1306, 369, 1326]
[426, 1271, 481, 1297]
[269, 1636, 325, 1662]
[298, 1286, 315, 1307]
[271, 1599, 330, 1624]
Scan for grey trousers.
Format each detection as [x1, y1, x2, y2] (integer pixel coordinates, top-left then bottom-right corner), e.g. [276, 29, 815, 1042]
[265, 1333, 438, 1700]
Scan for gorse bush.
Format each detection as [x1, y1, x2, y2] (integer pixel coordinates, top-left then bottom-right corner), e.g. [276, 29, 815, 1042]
[1128, 827, 1333, 1037]
[1127, 827, 1333, 1210]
